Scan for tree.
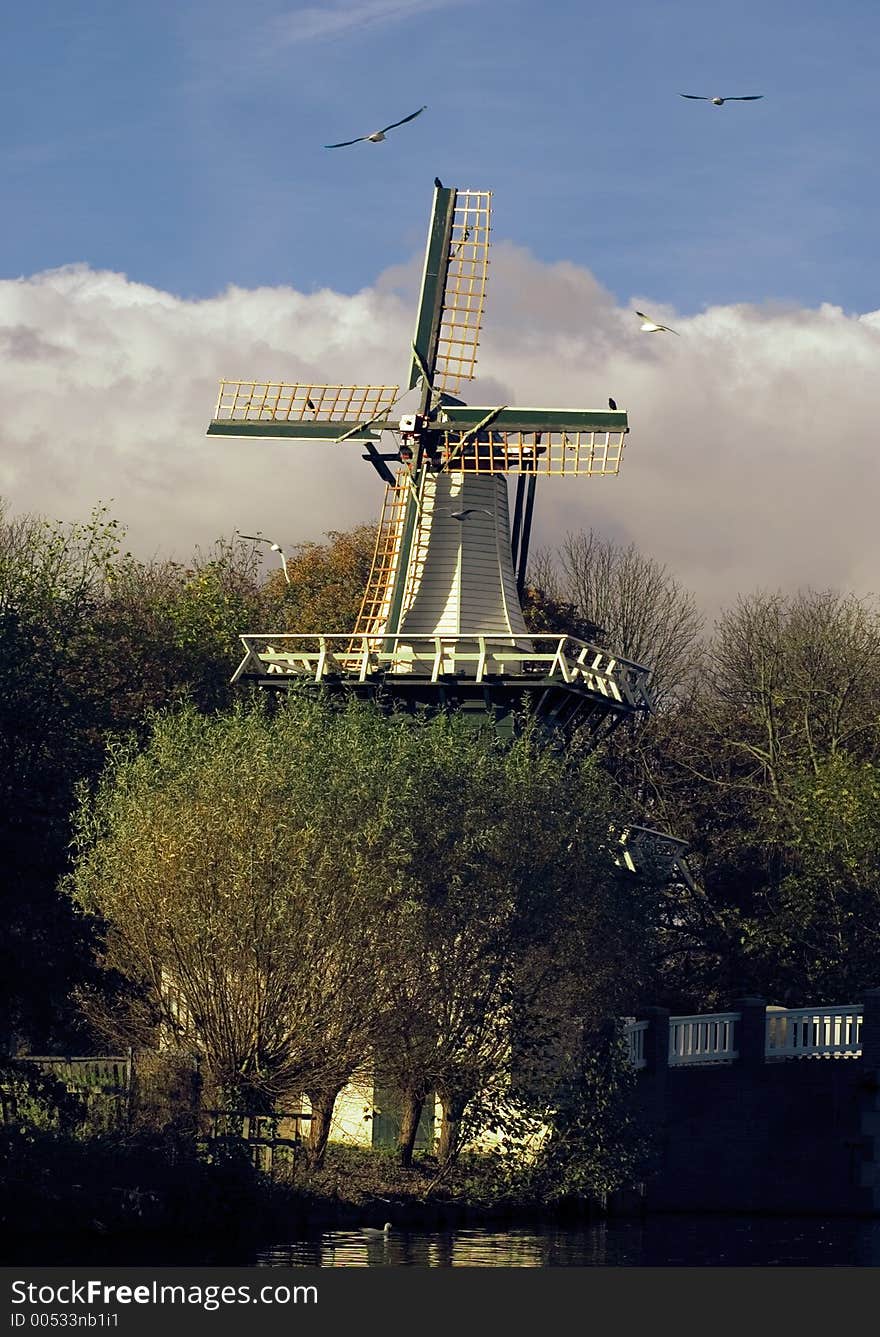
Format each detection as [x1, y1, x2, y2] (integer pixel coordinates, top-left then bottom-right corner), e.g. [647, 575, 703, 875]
[704, 589, 880, 797]
[0, 502, 130, 1049]
[0, 501, 280, 1050]
[67, 694, 661, 1177]
[530, 530, 704, 706]
[632, 588, 880, 1007]
[262, 524, 377, 633]
[369, 718, 659, 1167]
[67, 698, 405, 1132]
[745, 754, 880, 1000]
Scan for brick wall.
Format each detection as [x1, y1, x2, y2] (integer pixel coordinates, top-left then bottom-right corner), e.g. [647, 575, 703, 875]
[634, 991, 880, 1215]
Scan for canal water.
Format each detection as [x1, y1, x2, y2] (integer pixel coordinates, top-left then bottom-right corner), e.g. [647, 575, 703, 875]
[9, 1216, 880, 1267]
[254, 1217, 880, 1267]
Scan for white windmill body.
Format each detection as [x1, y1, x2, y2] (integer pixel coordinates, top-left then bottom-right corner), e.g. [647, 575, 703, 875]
[394, 473, 528, 640]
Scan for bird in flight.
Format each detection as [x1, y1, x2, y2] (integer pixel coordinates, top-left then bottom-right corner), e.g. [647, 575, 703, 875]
[680, 94, 763, 105]
[236, 533, 292, 583]
[447, 508, 493, 521]
[636, 310, 679, 335]
[608, 397, 618, 411]
[325, 106, 427, 148]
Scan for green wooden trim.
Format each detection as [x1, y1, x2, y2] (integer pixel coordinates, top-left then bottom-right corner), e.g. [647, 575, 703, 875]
[407, 186, 456, 395]
[438, 406, 629, 432]
[207, 420, 383, 442]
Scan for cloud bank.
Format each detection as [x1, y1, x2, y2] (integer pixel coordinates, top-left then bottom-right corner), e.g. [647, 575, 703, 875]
[1, 249, 878, 619]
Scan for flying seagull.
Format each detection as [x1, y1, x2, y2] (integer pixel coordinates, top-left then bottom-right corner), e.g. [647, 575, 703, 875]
[448, 508, 493, 521]
[608, 397, 618, 410]
[680, 94, 763, 105]
[636, 310, 680, 335]
[236, 533, 291, 585]
[325, 106, 427, 148]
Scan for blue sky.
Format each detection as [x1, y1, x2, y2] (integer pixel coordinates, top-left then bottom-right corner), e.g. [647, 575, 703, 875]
[3, 0, 880, 616]
[4, 0, 879, 312]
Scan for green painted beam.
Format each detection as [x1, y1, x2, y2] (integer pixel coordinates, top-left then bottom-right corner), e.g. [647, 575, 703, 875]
[438, 406, 629, 432]
[407, 185, 456, 395]
[207, 420, 384, 442]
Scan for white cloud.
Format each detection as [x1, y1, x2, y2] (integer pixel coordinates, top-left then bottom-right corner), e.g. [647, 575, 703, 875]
[269, 0, 470, 45]
[1, 250, 879, 620]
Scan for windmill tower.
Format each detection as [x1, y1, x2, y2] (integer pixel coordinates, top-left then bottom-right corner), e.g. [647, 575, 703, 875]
[208, 182, 653, 740]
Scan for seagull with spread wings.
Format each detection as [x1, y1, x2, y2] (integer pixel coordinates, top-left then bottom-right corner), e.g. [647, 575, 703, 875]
[636, 311, 680, 335]
[680, 93, 764, 105]
[325, 105, 427, 148]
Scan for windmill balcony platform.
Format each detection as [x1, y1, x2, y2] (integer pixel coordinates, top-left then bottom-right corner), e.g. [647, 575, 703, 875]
[231, 631, 654, 727]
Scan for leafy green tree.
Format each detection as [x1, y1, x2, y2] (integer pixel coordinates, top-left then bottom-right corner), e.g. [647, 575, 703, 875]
[369, 719, 658, 1167]
[630, 589, 880, 1007]
[87, 537, 270, 723]
[67, 695, 661, 1179]
[257, 524, 377, 633]
[747, 754, 880, 1000]
[0, 502, 129, 1049]
[0, 500, 272, 1050]
[513, 1025, 652, 1205]
[67, 698, 401, 1137]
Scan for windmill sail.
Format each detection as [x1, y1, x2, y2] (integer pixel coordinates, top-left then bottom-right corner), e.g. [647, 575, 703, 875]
[353, 472, 412, 637]
[209, 382, 399, 439]
[407, 188, 491, 396]
[432, 190, 492, 394]
[382, 186, 529, 649]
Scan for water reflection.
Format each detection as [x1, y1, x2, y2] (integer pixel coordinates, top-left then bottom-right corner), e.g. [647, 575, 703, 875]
[256, 1216, 880, 1268]
[10, 1215, 880, 1267]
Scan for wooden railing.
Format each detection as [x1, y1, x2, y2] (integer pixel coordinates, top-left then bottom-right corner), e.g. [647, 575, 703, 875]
[15, 1054, 131, 1093]
[199, 1108, 311, 1175]
[231, 631, 654, 711]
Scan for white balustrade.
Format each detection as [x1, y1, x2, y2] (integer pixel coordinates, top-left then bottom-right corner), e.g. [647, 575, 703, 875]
[231, 631, 654, 710]
[765, 1006, 862, 1060]
[668, 1013, 740, 1065]
[625, 1002, 867, 1068]
[623, 1020, 648, 1069]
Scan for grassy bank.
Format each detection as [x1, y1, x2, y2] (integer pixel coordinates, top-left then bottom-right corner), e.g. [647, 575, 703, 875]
[0, 1126, 611, 1248]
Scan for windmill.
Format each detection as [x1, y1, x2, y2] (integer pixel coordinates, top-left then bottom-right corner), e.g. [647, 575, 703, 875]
[208, 182, 653, 741]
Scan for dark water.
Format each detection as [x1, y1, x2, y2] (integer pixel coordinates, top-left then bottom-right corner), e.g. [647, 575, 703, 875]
[254, 1217, 880, 1267]
[9, 1216, 880, 1267]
